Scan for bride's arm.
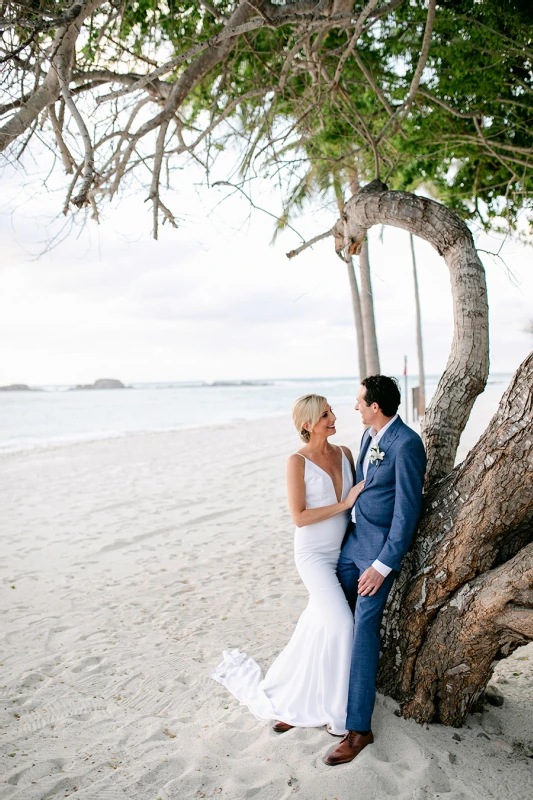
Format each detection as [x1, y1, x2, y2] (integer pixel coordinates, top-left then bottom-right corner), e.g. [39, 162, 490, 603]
[286, 454, 364, 527]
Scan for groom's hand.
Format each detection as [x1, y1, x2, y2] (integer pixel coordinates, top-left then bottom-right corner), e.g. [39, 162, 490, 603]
[358, 566, 385, 596]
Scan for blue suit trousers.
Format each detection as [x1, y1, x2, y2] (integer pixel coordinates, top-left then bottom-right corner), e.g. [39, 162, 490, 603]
[337, 554, 396, 732]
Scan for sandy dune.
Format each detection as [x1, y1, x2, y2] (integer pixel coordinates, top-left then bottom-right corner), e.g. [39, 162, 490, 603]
[1, 405, 532, 799]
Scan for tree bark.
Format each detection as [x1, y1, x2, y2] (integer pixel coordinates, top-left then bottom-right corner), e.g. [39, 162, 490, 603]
[344, 167, 376, 379]
[410, 232, 426, 415]
[332, 183, 533, 728]
[358, 238, 381, 376]
[334, 180, 489, 486]
[401, 543, 533, 726]
[377, 351, 533, 724]
[346, 254, 367, 381]
[336, 186, 367, 381]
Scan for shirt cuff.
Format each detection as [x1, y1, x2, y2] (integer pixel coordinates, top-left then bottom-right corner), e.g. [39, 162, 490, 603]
[372, 559, 392, 577]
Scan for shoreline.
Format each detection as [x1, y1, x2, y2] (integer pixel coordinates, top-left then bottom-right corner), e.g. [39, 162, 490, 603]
[0, 373, 512, 457]
[0, 407, 303, 459]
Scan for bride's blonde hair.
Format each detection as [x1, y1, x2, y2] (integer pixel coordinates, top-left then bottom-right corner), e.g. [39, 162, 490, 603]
[292, 394, 328, 443]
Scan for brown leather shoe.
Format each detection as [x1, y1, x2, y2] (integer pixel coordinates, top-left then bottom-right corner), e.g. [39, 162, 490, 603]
[323, 730, 374, 765]
[272, 720, 294, 733]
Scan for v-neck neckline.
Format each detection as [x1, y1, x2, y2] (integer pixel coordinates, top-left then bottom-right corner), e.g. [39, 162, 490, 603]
[300, 447, 345, 504]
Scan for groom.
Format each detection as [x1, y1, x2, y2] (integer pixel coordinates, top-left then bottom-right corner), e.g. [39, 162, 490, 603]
[325, 375, 426, 766]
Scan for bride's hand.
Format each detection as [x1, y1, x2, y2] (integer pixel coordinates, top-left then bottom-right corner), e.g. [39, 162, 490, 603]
[343, 480, 365, 509]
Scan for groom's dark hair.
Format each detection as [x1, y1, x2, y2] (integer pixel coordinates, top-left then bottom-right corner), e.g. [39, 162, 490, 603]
[361, 375, 401, 417]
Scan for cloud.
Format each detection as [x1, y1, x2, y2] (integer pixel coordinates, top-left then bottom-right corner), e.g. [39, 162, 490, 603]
[0, 152, 532, 384]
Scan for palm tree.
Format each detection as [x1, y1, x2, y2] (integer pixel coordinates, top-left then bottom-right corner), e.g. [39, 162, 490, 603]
[410, 233, 426, 415]
[347, 169, 380, 377]
[274, 159, 375, 382]
[358, 237, 380, 376]
[334, 186, 367, 381]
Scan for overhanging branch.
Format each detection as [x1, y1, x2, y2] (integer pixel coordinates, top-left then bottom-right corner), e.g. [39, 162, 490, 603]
[286, 228, 334, 258]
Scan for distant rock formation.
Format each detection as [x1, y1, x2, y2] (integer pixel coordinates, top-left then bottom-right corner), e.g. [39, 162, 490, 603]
[0, 383, 34, 391]
[72, 378, 126, 390]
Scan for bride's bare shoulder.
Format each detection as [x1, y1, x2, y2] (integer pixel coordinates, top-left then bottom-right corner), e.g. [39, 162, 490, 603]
[288, 450, 306, 460]
[287, 451, 306, 468]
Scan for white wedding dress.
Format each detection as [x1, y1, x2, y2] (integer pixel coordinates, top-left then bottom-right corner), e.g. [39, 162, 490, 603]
[211, 447, 354, 735]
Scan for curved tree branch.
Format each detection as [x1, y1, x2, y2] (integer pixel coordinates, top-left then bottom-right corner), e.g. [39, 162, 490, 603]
[333, 0, 380, 85]
[376, 0, 436, 143]
[333, 180, 489, 483]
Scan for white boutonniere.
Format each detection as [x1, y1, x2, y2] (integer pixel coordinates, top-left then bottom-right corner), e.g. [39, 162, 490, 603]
[368, 443, 385, 466]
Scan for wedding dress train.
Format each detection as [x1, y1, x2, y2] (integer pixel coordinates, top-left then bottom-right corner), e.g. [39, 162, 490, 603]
[211, 447, 354, 735]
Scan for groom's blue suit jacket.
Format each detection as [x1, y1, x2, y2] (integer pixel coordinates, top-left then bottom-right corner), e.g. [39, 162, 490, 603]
[346, 416, 426, 573]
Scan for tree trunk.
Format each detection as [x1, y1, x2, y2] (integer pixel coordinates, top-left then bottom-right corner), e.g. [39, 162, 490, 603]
[379, 351, 533, 724]
[346, 255, 367, 382]
[346, 150, 380, 378]
[358, 238, 381, 376]
[410, 233, 426, 415]
[336, 186, 367, 381]
[335, 180, 489, 487]
[332, 183, 533, 727]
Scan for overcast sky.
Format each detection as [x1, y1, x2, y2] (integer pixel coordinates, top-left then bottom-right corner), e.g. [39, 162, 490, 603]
[1, 152, 531, 385]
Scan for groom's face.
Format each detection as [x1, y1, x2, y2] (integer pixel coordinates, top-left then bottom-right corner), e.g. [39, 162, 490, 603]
[355, 385, 378, 427]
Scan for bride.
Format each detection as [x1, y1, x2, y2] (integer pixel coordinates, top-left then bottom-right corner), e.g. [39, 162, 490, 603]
[211, 394, 365, 735]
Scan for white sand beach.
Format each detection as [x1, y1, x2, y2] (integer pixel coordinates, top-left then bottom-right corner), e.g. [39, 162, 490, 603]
[1, 403, 532, 800]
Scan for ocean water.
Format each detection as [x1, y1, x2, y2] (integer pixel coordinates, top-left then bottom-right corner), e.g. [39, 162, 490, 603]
[0, 374, 511, 454]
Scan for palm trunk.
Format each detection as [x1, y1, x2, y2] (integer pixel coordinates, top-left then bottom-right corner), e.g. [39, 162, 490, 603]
[336, 187, 367, 381]
[410, 233, 426, 415]
[358, 238, 381, 375]
[347, 254, 367, 381]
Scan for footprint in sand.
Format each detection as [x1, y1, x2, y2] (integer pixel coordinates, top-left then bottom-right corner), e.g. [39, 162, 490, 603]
[244, 786, 266, 798]
[7, 758, 65, 787]
[19, 671, 47, 689]
[71, 655, 103, 673]
[11, 693, 31, 706]
[78, 629, 105, 642]
[35, 658, 60, 673]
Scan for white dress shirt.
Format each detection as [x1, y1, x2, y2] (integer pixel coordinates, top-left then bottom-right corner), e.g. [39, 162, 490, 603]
[353, 414, 398, 578]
